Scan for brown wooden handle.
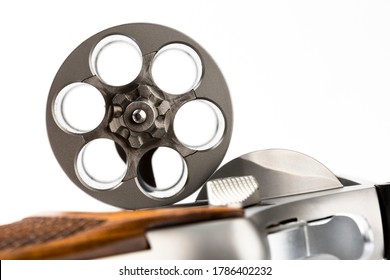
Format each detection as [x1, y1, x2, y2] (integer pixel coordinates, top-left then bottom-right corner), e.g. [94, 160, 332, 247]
[0, 206, 242, 259]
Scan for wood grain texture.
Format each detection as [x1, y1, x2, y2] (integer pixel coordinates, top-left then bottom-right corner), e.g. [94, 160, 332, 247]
[0, 206, 243, 259]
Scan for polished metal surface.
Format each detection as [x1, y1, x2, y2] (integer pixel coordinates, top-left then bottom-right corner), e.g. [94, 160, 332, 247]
[104, 218, 268, 260]
[267, 215, 374, 259]
[247, 184, 384, 259]
[132, 109, 147, 124]
[198, 149, 343, 201]
[46, 23, 233, 209]
[111, 149, 384, 260]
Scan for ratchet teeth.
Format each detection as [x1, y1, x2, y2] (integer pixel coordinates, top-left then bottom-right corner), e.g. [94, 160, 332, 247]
[207, 176, 260, 207]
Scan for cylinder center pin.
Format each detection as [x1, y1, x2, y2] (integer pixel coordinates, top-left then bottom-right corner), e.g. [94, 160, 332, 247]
[132, 109, 147, 124]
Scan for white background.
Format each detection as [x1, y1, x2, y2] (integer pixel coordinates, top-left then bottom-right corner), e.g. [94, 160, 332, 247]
[1, 0, 390, 224]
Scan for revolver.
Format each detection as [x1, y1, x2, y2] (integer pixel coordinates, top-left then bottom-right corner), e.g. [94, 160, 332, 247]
[1, 23, 388, 260]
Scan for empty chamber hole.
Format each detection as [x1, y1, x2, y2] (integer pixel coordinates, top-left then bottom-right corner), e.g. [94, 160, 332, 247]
[76, 139, 127, 190]
[138, 147, 188, 198]
[152, 43, 202, 95]
[90, 35, 142, 86]
[53, 82, 105, 134]
[174, 100, 225, 150]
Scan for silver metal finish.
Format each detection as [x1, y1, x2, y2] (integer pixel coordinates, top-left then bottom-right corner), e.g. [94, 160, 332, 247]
[197, 149, 343, 202]
[103, 218, 268, 260]
[101, 149, 386, 259]
[132, 109, 146, 124]
[247, 184, 384, 259]
[207, 176, 260, 207]
[46, 23, 233, 209]
[267, 215, 374, 259]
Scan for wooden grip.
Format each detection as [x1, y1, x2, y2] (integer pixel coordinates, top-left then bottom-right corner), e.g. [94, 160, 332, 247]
[0, 206, 243, 259]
